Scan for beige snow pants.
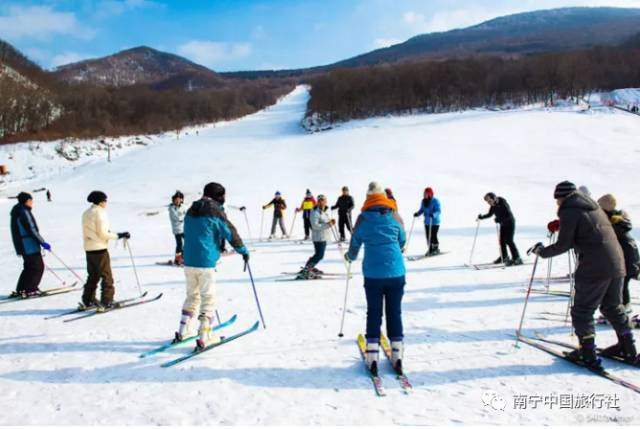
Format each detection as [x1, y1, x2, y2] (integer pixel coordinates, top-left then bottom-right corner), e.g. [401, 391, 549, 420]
[182, 267, 217, 319]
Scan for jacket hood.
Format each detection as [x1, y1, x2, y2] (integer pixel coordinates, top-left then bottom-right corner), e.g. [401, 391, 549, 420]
[559, 192, 599, 214]
[10, 203, 28, 217]
[188, 197, 221, 217]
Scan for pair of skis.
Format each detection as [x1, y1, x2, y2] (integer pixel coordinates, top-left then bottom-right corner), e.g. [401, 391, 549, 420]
[516, 332, 640, 394]
[0, 282, 79, 305]
[406, 251, 449, 262]
[276, 272, 352, 282]
[47, 292, 163, 322]
[356, 333, 412, 396]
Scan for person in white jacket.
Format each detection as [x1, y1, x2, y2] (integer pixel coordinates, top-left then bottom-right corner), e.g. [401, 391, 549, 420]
[297, 195, 335, 279]
[168, 191, 186, 265]
[80, 191, 129, 311]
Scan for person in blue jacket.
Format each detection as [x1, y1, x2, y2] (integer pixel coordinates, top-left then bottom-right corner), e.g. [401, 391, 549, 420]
[10, 192, 51, 298]
[174, 182, 250, 350]
[345, 181, 407, 375]
[414, 187, 441, 256]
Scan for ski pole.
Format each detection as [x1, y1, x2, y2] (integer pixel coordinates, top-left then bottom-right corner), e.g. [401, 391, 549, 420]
[242, 209, 253, 242]
[244, 261, 266, 329]
[48, 249, 83, 282]
[565, 249, 575, 327]
[469, 219, 480, 266]
[347, 212, 354, 239]
[42, 257, 67, 286]
[215, 310, 222, 326]
[124, 239, 144, 296]
[329, 220, 349, 271]
[288, 210, 298, 239]
[515, 248, 540, 347]
[545, 232, 556, 291]
[259, 209, 265, 242]
[404, 216, 416, 254]
[338, 261, 352, 337]
[496, 223, 503, 264]
[427, 218, 433, 254]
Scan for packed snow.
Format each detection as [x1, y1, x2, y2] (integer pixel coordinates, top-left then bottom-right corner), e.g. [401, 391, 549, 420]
[1, 86, 640, 425]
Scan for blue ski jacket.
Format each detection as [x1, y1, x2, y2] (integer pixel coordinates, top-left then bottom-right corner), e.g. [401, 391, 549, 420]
[416, 197, 441, 226]
[10, 203, 45, 256]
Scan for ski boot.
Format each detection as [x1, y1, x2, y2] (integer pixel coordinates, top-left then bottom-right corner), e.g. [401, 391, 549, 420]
[195, 315, 221, 351]
[600, 330, 639, 365]
[303, 235, 310, 241]
[391, 340, 404, 374]
[311, 267, 324, 275]
[493, 256, 507, 265]
[24, 289, 44, 298]
[77, 298, 99, 311]
[508, 257, 524, 266]
[565, 337, 604, 371]
[296, 267, 321, 280]
[365, 341, 380, 376]
[96, 301, 116, 313]
[8, 291, 24, 299]
[173, 253, 184, 266]
[427, 245, 440, 257]
[173, 310, 194, 344]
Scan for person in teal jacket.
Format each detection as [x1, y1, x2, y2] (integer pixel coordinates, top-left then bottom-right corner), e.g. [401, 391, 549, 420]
[345, 182, 406, 376]
[414, 187, 441, 256]
[176, 182, 249, 350]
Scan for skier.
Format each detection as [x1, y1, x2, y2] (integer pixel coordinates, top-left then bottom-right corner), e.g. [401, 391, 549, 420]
[9, 192, 51, 298]
[295, 189, 316, 240]
[331, 186, 354, 242]
[175, 182, 249, 350]
[297, 194, 334, 279]
[413, 187, 441, 256]
[531, 181, 638, 367]
[477, 192, 523, 265]
[345, 181, 406, 374]
[262, 191, 287, 239]
[168, 191, 186, 266]
[597, 194, 640, 314]
[81, 191, 130, 311]
[385, 188, 399, 211]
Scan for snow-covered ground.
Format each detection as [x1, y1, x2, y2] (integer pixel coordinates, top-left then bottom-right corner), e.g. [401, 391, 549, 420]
[1, 85, 640, 425]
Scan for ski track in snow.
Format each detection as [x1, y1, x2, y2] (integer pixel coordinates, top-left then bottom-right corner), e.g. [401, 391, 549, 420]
[1, 86, 640, 424]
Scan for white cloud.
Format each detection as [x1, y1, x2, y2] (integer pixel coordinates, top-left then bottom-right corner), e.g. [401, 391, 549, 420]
[0, 5, 95, 40]
[177, 40, 252, 68]
[373, 38, 402, 49]
[51, 52, 89, 68]
[94, 0, 161, 19]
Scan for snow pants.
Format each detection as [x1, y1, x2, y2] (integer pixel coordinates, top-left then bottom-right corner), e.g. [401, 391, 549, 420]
[271, 215, 287, 236]
[174, 233, 184, 255]
[499, 220, 520, 260]
[338, 212, 352, 240]
[572, 276, 631, 339]
[425, 224, 440, 251]
[364, 276, 405, 342]
[182, 267, 217, 319]
[83, 249, 114, 305]
[16, 253, 44, 294]
[305, 241, 326, 268]
[303, 211, 312, 238]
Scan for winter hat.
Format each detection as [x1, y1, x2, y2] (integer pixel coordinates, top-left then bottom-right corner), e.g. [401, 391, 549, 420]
[17, 192, 32, 204]
[597, 194, 617, 212]
[203, 182, 225, 202]
[275, 191, 281, 196]
[578, 185, 592, 197]
[342, 186, 349, 192]
[553, 181, 577, 199]
[305, 189, 312, 197]
[367, 181, 384, 195]
[87, 190, 107, 205]
[317, 194, 326, 201]
[425, 187, 434, 198]
[484, 192, 497, 201]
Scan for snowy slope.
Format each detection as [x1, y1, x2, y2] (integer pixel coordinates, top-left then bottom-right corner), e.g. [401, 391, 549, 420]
[1, 86, 640, 425]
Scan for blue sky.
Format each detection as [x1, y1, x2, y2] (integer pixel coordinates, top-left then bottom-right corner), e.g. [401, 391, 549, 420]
[2, 0, 640, 71]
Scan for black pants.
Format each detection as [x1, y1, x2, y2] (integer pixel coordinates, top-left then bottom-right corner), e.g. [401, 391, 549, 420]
[16, 253, 44, 293]
[174, 233, 184, 254]
[364, 276, 405, 342]
[305, 241, 327, 268]
[572, 276, 630, 339]
[338, 213, 352, 240]
[83, 250, 114, 306]
[499, 220, 520, 260]
[303, 213, 312, 238]
[424, 224, 440, 250]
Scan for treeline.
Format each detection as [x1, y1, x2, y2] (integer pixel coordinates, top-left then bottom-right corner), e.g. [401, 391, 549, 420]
[306, 44, 640, 124]
[1, 78, 294, 143]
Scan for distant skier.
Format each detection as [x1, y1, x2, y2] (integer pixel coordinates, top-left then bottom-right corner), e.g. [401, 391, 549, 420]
[346, 181, 406, 375]
[46, 189, 51, 202]
[477, 192, 522, 266]
[81, 191, 130, 311]
[296, 189, 316, 240]
[413, 187, 441, 256]
[597, 194, 640, 314]
[531, 181, 638, 367]
[331, 186, 354, 242]
[168, 191, 186, 266]
[9, 192, 51, 298]
[297, 194, 334, 279]
[175, 182, 249, 350]
[263, 191, 287, 239]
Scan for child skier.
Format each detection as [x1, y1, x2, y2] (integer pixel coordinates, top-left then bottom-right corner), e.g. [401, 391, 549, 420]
[297, 194, 334, 279]
[413, 187, 441, 256]
[263, 191, 288, 239]
[168, 191, 186, 266]
[296, 189, 316, 240]
[175, 182, 249, 350]
[331, 186, 355, 242]
[478, 192, 522, 265]
[346, 182, 407, 375]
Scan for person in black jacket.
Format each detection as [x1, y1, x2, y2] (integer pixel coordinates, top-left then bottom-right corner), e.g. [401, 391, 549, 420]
[597, 194, 640, 313]
[532, 182, 638, 368]
[263, 191, 288, 239]
[331, 186, 354, 242]
[10, 192, 51, 298]
[477, 192, 522, 265]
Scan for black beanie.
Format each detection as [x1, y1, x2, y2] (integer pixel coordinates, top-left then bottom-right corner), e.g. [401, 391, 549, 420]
[17, 192, 32, 204]
[203, 182, 225, 202]
[554, 181, 577, 199]
[87, 190, 108, 205]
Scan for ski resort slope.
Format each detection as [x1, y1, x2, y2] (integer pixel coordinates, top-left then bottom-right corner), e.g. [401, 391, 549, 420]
[1, 86, 640, 425]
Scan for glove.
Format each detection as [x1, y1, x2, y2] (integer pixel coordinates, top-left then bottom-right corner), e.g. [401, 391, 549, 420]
[41, 242, 51, 251]
[330, 219, 336, 226]
[295, 208, 301, 213]
[530, 242, 545, 255]
[242, 253, 250, 263]
[118, 232, 131, 240]
[239, 206, 246, 211]
[547, 219, 560, 233]
[262, 205, 267, 210]
[344, 253, 353, 263]
[413, 212, 420, 218]
[477, 214, 482, 221]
